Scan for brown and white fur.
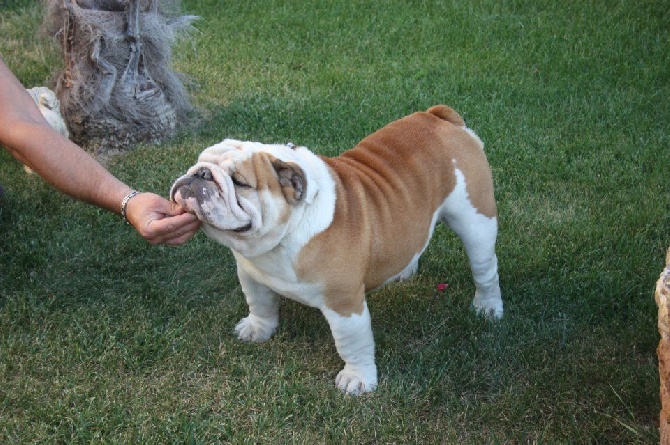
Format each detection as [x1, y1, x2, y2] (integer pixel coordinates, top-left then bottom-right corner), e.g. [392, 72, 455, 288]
[171, 105, 503, 395]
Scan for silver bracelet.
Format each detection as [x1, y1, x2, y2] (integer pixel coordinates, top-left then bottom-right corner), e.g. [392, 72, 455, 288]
[120, 190, 140, 224]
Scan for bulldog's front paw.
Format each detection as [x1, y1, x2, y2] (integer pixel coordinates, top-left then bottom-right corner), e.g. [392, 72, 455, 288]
[335, 364, 378, 396]
[472, 290, 504, 319]
[234, 314, 278, 342]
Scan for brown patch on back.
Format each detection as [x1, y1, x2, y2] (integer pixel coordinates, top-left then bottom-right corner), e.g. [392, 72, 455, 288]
[296, 105, 497, 317]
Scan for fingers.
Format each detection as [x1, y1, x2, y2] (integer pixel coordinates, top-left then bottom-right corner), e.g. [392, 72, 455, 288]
[166, 199, 192, 217]
[143, 213, 202, 246]
[128, 192, 189, 219]
[123, 192, 202, 245]
[153, 217, 202, 246]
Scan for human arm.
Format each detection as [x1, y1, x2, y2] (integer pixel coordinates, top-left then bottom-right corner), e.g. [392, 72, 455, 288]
[0, 59, 200, 245]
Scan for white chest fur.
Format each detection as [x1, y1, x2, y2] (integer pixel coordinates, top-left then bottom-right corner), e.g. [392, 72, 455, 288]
[233, 247, 326, 307]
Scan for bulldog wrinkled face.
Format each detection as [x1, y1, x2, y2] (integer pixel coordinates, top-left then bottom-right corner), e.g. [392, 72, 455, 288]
[170, 140, 309, 254]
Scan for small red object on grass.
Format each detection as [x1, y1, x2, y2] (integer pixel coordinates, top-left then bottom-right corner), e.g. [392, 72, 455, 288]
[436, 282, 449, 292]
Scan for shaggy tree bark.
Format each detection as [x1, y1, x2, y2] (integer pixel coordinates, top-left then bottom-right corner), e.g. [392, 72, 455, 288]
[43, 0, 196, 154]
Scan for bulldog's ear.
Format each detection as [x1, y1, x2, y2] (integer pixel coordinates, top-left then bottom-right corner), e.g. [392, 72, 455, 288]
[272, 159, 307, 204]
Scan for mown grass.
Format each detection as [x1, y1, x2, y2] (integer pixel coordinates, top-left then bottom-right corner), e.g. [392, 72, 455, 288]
[1, 0, 668, 443]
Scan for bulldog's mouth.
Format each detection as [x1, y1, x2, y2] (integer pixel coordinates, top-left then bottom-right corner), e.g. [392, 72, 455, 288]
[231, 222, 252, 233]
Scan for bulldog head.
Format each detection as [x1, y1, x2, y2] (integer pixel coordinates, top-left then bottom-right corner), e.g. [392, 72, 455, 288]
[170, 139, 315, 256]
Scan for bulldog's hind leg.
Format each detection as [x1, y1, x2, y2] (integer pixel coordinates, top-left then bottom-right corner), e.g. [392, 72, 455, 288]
[235, 267, 280, 342]
[462, 227, 503, 319]
[440, 170, 503, 319]
[321, 299, 378, 395]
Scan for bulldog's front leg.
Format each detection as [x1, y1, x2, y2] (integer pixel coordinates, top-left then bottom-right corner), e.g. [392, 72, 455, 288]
[322, 300, 378, 395]
[235, 267, 280, 342]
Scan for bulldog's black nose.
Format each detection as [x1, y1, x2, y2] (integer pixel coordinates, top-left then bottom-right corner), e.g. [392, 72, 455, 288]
[195, 167, 214, 181]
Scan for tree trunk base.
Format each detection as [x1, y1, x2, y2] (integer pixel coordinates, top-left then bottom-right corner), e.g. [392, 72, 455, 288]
[43, 0, 196, 156]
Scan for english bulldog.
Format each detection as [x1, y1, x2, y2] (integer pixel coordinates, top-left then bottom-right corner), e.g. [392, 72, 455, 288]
[171, 105, 503, 395]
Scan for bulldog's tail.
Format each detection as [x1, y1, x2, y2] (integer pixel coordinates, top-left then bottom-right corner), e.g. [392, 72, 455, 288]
[426, 105, 465, 127]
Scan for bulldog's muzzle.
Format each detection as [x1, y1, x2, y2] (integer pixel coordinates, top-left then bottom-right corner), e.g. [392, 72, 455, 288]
[170, 167, 218, 204]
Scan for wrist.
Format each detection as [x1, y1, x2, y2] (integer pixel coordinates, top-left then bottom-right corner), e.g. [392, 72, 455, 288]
[120, 190, 141, 224]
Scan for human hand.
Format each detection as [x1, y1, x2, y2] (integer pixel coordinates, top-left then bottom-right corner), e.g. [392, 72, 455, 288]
[124, 192, 201, 245]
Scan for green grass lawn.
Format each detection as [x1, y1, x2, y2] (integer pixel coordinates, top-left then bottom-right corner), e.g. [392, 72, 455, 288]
[1, 0, 668, 443]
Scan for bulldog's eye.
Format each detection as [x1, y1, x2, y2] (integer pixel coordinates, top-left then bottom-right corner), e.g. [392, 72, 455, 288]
[231, 174, 251, 188]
